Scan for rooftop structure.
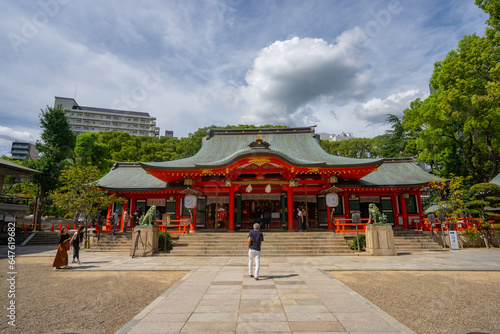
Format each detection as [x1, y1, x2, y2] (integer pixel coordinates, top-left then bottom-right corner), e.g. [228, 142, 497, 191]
[54, 97, 160, 137]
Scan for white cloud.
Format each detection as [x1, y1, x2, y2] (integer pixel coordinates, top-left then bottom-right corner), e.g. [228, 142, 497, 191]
[354, 89, 426, 123]
[239, 36, 374, 127]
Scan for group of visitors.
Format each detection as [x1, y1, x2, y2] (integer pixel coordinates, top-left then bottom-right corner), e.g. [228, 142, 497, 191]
[109, 207, 143, 235]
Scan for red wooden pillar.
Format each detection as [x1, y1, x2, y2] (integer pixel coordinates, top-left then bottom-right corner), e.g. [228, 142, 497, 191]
[106, 203, 113, 231]
[228, 185, 235, 231]
[327, 205, 333, 230]
[176, 195, 181, 219]
[130, 197, 136, 216]
[191, 206, 197, 233]
[344, 194, 350, 219]
[287, 186, 294, 231]
[391, 194, 399, 227]
[400, 194, 408, 229]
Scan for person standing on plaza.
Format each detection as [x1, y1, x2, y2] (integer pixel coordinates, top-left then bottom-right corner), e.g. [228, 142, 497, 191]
[297, 207, 303, 231]
[122, 208, 130, 232]
[301, 207, 307, 231]
[109, 210, 119, 235]
[248, 223, 264, 280]
[71, 225, 85, 264]
[52, 226, 72, 270]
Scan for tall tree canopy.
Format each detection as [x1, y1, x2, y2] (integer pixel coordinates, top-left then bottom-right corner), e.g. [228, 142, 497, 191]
[403, 2, 500, 183]
[23, 106, 76, 228]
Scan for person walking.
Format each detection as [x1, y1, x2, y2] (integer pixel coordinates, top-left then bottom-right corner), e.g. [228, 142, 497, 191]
[122, 208, 130, 232]
[248, 223, 264, 280]
[72, 226, 85, 264]
[109, 210, 119, 235]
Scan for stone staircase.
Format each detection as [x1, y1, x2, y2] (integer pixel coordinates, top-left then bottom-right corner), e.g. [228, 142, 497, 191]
[87, 233, 132, 252]
[393, 230, 445, 252]
[27, 232, 59, 245]
[169, 232, 354, 256]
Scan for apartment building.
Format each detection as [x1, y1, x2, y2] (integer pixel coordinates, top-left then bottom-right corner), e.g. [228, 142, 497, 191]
[11, 142, 39, 161]
[54, 97, 160, 137]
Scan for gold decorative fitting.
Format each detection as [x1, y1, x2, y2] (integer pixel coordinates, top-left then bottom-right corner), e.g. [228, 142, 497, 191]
[249, 157, 271, 166]
[328, 175, 338, 183]
[184, 178, 194, 186]
[289, 179, 296, 187]
[225, 179, 231, 187]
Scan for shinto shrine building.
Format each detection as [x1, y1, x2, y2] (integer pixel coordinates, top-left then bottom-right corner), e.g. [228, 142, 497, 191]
[97, 127, 439, 232]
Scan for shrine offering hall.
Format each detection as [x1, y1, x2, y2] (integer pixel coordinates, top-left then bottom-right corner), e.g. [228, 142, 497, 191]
[97, 127, 439, 232]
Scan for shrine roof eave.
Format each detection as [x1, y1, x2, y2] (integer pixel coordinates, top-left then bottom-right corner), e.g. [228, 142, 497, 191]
[140, 151, 384, 171]
[98, 186, 183, 193]
[352, 158, 441, 187]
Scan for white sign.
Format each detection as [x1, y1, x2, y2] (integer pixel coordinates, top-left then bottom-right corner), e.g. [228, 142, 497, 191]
[326, 193, 339, 207]
[449, 231, 460, 250]
[147, 198, 165, 207]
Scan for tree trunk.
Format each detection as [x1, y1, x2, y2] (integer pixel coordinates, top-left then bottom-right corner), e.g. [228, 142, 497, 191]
[34, 188, 44, 231]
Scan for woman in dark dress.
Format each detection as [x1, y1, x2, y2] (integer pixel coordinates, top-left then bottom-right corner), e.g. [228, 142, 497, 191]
[52, 227, 72, 270]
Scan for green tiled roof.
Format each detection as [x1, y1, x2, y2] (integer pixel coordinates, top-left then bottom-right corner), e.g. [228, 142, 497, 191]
[98, 159, 440, 190]
[357, 158, 441, 187]
[142, 127, 383, 170]
[97, 162, 167, 191]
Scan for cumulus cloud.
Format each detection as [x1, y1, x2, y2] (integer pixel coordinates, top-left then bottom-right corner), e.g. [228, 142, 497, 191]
[354, 89, 426, 123]
[239, 36, 374, 127]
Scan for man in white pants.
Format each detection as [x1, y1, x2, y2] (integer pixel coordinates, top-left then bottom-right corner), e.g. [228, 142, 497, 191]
[248, 223, 264, 280]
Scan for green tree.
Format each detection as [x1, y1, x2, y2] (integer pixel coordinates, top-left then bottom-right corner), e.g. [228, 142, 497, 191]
[321, 138, 375, 158]
[466, 182, 500, 247]
[375, 114, 417, 158]
[51, 165, 122, 241]
[75, 132, 113, 174]
[427, 176, 472, 230]
[403, 3, 500, 182]
[23, 106, 76, 229]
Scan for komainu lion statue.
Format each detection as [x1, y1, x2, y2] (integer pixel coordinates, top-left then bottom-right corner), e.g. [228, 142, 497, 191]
[368, 203, 387, 225]
[138, 205, 156, 227]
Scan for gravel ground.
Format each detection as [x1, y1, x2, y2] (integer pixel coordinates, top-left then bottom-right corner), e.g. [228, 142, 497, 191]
[332, 271, 500, 334]
[0, 257, 187, 334]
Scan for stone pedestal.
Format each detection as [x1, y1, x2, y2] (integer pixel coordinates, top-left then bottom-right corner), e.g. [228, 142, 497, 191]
[130, 226, 159, 257]
[365, 224, 397, 256]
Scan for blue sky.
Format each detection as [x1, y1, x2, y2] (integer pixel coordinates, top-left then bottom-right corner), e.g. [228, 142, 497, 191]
[0, 0, 488, 157]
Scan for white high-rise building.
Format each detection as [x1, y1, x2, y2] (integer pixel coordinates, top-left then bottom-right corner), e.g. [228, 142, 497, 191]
[54, 97, 160, 137]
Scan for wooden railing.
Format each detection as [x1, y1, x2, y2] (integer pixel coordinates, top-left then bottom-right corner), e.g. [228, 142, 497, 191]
[333, 218, 369, 233]
[414, 218, 500, 232]
[155, 219, 190, 234]
[95, 219, 190, 234]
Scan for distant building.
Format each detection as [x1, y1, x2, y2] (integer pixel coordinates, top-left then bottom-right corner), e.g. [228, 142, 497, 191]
[54, 97, 160, 137]
[164, 130, 174, 138]
[318, 132, 355, 142]
[10, 142, 38, 161]
[332, 132, 354, 141]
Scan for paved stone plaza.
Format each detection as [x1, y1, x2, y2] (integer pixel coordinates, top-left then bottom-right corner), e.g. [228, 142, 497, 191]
[2, 246, 499, 333]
